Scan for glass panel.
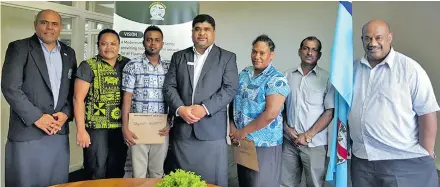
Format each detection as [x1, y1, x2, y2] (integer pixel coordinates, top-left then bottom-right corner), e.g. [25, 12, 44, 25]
[94, 22, 112, 30]
[84, 21, 112, 31]
[59, 16, 73, 47]
[91, 34, 99, 57]
[86, 1, 115, 16]
[84, 35, 88, 60]
[62, 18, 72, 30]
[84, 20, 113, 60]
[49, 1, 73, 6]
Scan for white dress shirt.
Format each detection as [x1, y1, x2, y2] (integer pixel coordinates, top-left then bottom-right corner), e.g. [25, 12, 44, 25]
[349, 48, 440, 160]
[176, 44, 214, 116]
[192, 44, 213, 104]
[284, 65, 335, 147]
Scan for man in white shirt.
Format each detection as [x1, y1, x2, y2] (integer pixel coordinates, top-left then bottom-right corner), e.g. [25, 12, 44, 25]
[281, 36, 335, 187]
[349, 19, 439, 187]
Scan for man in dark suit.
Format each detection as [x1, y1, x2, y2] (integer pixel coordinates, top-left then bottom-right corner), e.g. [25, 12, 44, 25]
[163, 14, 239, 187]
[1, 9, 77, 187]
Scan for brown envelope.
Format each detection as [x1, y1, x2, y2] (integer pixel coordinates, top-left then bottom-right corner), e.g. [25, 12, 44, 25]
[232, 138, 259, 172]
[128, 113, 167, 144]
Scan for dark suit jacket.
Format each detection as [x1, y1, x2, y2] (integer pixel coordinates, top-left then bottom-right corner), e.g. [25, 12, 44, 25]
[163, 45, 238, 141]
[1, 34, 77, 142]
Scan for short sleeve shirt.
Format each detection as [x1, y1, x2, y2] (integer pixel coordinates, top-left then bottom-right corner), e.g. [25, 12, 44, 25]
[233, 64, 290, 147]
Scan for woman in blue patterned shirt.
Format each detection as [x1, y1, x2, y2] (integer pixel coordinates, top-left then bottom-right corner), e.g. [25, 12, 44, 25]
[230, 34, 290, 187]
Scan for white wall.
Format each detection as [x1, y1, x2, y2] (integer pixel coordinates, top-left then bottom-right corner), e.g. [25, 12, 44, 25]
[200, 1, 338, 73]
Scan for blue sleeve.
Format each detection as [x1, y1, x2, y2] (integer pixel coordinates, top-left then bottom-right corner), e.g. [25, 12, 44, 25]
[265, 75, 290, 97]
[121, 62, 136, 93]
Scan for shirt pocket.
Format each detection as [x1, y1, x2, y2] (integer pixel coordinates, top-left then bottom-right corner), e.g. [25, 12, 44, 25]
[377, 81, 412, 128]
[378, 81, 410, 104]
[306, 88, 325, 106]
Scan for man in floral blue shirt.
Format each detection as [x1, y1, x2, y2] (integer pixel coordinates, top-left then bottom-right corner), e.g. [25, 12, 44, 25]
[230, 34, 290, 187]
[121, 26, 171, 179]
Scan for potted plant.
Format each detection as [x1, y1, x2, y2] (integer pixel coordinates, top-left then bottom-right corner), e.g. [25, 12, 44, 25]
[156, 169, 207, 187]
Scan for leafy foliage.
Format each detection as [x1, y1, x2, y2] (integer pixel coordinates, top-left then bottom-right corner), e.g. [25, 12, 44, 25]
[156, 169, 207, 187]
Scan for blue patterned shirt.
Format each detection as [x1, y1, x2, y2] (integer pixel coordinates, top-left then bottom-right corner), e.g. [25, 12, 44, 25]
[122, 54, 170, 114]
[233, 64, 290, 147]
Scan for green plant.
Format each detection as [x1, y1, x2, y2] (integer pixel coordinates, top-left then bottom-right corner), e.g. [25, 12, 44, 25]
[156, 169, 207, 187]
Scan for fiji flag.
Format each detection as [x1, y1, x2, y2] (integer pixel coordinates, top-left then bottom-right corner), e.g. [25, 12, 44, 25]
[325, 1, 353, 187]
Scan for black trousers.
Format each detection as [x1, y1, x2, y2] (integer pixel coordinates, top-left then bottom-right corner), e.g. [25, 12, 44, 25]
[83, 128, 127, 180]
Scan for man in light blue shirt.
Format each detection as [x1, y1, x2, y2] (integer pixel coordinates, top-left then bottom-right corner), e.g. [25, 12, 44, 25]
[2, 9, 77, 187]
[230, 34, 290, 187]
[349, 19, 439, 187]
[40, 38, 63, 108]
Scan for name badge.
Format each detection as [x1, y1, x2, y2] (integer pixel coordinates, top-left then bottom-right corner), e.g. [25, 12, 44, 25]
[68, 69, 72, 79]
[187, 61, 194, 66]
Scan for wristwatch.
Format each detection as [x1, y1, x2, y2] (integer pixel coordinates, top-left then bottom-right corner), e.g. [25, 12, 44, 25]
[305, 133, 312, 143]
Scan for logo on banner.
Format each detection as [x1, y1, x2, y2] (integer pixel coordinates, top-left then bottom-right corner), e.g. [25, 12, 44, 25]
[149, 2, 166, 21]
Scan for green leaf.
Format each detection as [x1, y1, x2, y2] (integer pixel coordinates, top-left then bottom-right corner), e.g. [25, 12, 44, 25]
[156, 169, 207, 187]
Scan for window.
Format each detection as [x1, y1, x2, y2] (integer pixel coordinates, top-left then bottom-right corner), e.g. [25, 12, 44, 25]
[86, 1, 114, 16]
[49, 1, 73, 6]
[59, 17, 73, 46]
[84, 20, 113, 59]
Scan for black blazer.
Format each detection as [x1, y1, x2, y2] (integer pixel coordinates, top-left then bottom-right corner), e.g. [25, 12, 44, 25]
[1, 34, 77, 142]
[163, 45, 239, 141]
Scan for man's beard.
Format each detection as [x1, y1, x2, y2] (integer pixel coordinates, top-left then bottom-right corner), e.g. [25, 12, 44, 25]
[145, 49, 159, 56]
